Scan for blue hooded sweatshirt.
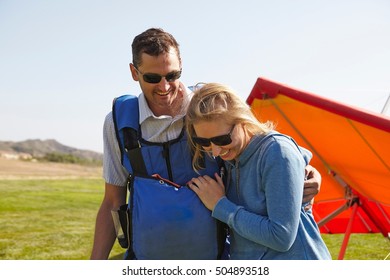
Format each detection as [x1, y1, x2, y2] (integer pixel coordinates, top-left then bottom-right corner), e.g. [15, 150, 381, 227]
[212, 132, 331, 260]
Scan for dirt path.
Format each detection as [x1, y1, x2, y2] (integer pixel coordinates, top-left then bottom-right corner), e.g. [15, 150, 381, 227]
[0, 158, 102, 180]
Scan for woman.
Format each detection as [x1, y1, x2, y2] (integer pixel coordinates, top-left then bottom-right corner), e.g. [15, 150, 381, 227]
[185, 83, 331, 260]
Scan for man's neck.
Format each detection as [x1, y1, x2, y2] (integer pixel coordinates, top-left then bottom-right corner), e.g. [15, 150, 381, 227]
[150, 98, 183, 117]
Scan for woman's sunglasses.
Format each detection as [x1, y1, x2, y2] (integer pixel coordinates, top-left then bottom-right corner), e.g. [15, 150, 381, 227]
[134, 66, 182, 84]
[192, 126, 235, 147]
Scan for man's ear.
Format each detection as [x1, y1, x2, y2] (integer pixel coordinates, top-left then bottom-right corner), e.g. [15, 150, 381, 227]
[129, 63, 139, 81]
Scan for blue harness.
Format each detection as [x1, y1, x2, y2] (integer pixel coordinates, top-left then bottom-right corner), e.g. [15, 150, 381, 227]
[112, 94, 226, 260]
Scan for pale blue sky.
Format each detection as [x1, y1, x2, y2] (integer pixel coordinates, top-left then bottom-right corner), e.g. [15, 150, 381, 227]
[1, 0, 389, 153]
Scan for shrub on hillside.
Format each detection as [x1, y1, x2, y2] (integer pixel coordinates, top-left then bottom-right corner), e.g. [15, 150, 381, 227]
[40, 152, 101, 165]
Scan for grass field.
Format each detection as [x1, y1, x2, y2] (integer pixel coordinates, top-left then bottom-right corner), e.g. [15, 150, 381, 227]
[0, 166, 389, 260]
[0, 178, 125, 260]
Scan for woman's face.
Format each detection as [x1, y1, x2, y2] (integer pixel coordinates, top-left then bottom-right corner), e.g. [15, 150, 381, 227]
[193, 119, 248, 161]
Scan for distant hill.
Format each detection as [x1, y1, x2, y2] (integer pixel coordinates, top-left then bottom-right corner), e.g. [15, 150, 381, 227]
[0, 139, 102, 163]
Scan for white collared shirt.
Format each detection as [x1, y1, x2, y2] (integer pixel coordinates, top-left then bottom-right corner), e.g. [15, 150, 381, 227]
[103, 86, 193, 186]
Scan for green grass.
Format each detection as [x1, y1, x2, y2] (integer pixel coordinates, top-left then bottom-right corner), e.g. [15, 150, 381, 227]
[0, 179, 124, 260]
[322, 233, 390, 260]
[0, 179, 389, 260]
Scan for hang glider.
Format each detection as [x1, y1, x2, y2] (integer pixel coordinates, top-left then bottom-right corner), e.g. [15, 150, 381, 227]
[247, 77, 390, 259]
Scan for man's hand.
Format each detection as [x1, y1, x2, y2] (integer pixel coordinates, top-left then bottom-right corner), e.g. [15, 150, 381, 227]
[303, 165, 322, 210]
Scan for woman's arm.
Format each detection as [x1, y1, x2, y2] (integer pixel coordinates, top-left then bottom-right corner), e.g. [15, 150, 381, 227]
[213, 138, 306, 251]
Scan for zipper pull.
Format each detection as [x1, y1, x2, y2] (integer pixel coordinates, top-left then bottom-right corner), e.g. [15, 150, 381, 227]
[152, 174, 181, 189]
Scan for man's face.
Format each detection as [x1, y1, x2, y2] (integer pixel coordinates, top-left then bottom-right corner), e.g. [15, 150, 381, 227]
[130, 47, 183, 116]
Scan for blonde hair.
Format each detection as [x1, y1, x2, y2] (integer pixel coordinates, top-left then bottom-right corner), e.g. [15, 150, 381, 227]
[186, 83, 274, 171]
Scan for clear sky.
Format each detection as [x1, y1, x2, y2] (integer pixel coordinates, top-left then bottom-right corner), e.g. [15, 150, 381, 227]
[1, 0, 389, 153]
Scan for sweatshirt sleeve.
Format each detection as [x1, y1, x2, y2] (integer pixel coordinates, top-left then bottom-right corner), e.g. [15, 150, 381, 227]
[212, 136, 307, 252]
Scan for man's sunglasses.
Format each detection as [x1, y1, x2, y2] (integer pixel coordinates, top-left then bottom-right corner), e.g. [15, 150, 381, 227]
[134, 66, 182, 84]
[192, 126, 235, 147]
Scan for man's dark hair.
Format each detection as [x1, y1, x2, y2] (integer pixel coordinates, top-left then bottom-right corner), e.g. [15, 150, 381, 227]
[132, 28, 181, 68]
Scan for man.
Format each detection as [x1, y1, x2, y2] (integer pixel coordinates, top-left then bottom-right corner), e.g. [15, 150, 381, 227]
[90, 28, 321, 260]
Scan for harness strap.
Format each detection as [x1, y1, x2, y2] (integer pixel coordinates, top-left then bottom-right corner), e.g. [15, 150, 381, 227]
[123, 128, 148, 177]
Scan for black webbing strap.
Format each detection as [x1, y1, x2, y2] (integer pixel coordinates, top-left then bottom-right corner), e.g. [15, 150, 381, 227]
[127, 149, 148, 177]
[122, 127, 148, 177]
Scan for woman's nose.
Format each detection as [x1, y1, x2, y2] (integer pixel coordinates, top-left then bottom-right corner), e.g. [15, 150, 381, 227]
[211, 143, 222, 157]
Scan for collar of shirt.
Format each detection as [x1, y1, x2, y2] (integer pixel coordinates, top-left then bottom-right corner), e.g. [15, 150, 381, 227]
[137, 84, 193, 142]
[138, 84, 193, 124]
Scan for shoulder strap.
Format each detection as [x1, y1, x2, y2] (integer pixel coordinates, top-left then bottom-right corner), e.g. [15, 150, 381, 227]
[112, 95, 148, 176]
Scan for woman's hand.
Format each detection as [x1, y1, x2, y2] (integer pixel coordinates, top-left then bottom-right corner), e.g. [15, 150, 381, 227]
[187, 173, 225, 211]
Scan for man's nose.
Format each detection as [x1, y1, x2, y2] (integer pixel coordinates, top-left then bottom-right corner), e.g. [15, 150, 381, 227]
[156, 78, 171, 92]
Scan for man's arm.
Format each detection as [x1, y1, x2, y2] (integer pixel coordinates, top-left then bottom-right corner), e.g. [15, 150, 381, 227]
[90, 183, 127, 260]
[303, 165, 321, 205]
